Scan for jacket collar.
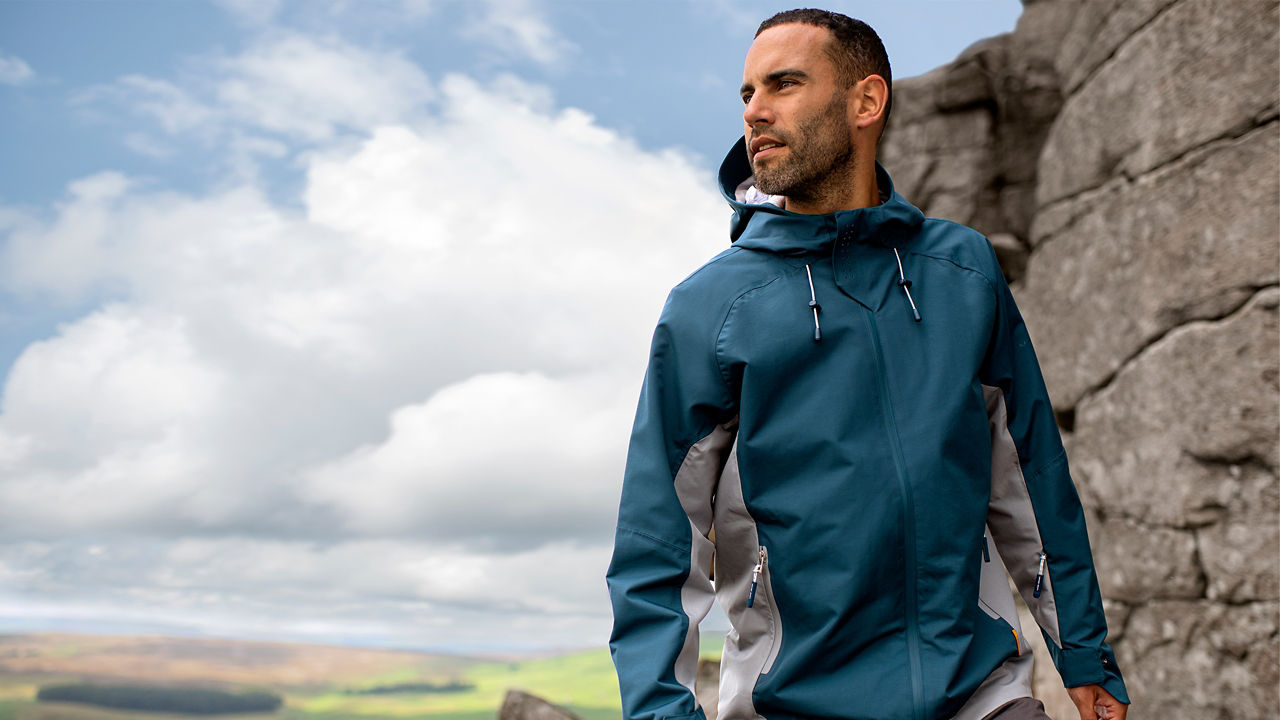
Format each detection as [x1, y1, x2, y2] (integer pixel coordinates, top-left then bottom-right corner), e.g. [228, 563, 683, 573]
[717, 137, 927, 316]
[718, 136, 924, 255]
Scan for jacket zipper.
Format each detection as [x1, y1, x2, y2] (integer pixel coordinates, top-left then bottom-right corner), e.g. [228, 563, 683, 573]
[748, 545, 767, 608]
[1034, 552, 1047, 598]
[865, 312, 925, 720]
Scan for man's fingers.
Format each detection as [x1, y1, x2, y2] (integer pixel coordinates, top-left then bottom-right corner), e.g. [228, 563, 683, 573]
[1099, 694, 1128, 720]
[1067, 686, 1099, 720]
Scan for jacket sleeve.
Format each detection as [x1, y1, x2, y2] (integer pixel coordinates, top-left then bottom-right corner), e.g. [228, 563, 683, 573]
[606, 288, 737, 720]
[980, 271, 1130, 704]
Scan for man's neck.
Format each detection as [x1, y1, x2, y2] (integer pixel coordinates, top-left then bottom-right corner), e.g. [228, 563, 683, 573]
[780, 158, 880, 215]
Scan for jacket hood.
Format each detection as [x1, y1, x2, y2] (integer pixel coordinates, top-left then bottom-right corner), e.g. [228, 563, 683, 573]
[718, 136, 925, 254]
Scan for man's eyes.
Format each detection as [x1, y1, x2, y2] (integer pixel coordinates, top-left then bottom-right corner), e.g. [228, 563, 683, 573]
[741, 79, 799, 103]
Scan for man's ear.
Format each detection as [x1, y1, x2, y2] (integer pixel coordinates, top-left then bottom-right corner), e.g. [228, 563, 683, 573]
[851, 74, 889, 131]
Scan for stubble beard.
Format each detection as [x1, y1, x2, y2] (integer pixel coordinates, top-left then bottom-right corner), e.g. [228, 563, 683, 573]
[750, 91, 857, 205]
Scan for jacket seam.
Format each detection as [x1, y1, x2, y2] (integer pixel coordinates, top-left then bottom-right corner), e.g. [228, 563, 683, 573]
[1024, 448, 1069, 490]
[714, 276, 783, 389]
[909, 250, 1000, 296]
[672, 246, 747, 289]
[616, 522, 690, 554]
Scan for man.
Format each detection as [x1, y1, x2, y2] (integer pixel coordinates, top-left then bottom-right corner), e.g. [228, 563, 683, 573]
[607, 9, 1129, 720]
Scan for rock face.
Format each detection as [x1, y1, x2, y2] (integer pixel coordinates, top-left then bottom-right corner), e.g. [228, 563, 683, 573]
[498, 690, 580, 720]
[696, 657, 720, 720]
[878, 0, 1280, 716]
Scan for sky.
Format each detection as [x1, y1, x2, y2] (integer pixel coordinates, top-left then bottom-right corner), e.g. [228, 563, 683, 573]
[0, 0, 1022, 652]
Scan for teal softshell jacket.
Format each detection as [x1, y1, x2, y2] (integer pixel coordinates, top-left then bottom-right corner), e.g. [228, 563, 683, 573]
[606, 139, 1128, 720]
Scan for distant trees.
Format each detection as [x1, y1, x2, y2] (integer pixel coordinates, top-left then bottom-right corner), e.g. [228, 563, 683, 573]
[36, 683, 283, 715]
[346, 680, 475, 694]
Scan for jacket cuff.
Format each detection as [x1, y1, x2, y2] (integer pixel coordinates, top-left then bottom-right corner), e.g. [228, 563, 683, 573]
[1059, 646, 1130, 704]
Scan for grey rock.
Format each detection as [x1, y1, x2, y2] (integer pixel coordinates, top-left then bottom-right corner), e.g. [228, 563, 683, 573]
[883, 10, 1067, 246]
[881, 107, 993, 228]
[1197, 465, 1280, 602]
[936, 36, 1006, 112]
[1011, 0, 1081, 85]
[1091, 516, 1204, 603]
[1069, 288, 1280, 529]
[1117, 600, 1278, 718]
[696, 657, 720, 720]
[988, 233, 1028, 283]
[498, 690, 580, 720]
[1021, 124, 1280, 409]
[1038, 0, 1279, 205]
[1055, 0, 1179, 95]
[886, 65, 948, 126]
[1100, 598, 1131, 643]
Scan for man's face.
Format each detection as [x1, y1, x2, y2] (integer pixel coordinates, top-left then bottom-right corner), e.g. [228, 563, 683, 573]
[740, 24, 855, 199]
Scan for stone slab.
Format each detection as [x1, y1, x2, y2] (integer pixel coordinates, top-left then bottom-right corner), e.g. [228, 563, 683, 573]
[1038, 0, 1279, 205]
[1197, 466, 1280, 602]
[1069, 288, 1279, 531]
[498, 690, 580, 720]
[1092, 516, 1204, 603]
[1021, 123, 1279, 408]
[1055, 0, 1179, 95]
[1116, 600, 1278, 718]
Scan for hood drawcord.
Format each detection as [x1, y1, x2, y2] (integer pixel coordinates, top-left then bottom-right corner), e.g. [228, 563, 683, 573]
[804, 264, 822, 342]
[893, 248, 922, 322]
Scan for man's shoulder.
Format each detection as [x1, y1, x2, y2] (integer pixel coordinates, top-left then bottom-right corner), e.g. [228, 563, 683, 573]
[669, 245, 785, 303]
[911, 216, 1005, 286]
[656, 246, 788, 331]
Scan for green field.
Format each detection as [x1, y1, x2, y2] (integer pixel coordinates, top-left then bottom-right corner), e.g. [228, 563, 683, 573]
[0, 632, 731, 720]
[287, 647, 622, 720]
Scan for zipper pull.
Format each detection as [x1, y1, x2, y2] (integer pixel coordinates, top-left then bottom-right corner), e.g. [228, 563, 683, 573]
[1033, 552, 1047, 598]
[981, 536, 990, 563]
[747, 546, 767, 608]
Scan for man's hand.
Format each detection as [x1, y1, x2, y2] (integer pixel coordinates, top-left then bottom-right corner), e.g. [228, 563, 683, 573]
[1066, 685, 1127, 720]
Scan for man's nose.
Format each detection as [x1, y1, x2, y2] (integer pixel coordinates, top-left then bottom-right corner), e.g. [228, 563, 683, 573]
[743, 94, 773, 128]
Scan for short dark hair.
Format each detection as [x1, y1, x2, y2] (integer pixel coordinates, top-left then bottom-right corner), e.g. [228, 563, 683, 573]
[756, 9, 893, 131]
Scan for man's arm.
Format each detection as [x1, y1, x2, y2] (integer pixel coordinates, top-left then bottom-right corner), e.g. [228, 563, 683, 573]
[979, 267, 1130, 710]
[607, 288, 737, 720]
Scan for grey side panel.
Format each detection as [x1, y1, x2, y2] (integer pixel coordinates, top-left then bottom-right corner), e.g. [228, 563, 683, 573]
[978, 526, 1024, 643]
[983, 385, 1062, 647]
[951, 653, 1035, 720]
[673, 420, 738, 704]
[677, 526, 717, 699]
[963, 526, 1034, 720]
[712, 440, 779, 720]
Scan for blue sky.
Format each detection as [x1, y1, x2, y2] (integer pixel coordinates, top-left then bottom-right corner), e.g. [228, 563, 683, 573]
[0, 0, 1020, 650]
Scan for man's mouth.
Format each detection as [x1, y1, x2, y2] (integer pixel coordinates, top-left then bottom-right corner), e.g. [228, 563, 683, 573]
[750, 137, 785, 159]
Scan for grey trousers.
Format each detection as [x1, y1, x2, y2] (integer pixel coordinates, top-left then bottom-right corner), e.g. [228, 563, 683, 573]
[982, 697, 1054, 720]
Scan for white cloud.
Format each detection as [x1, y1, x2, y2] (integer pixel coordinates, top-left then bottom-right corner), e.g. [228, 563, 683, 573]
[77, 33, 435, 166]
[123, 132, 175, 159]
[0, 537, 612, 648]
[0, 69, 726, 646]
[400, 0, 434, 20]
[0, 54, 34, 85]
[300, 371, 632, 546]
[213, 0, 283, 26]
[2, 171, 133, 303]
[116, 75, 216, 135]
[216, 34, 434, 141]
[470, 0, 575, 67]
